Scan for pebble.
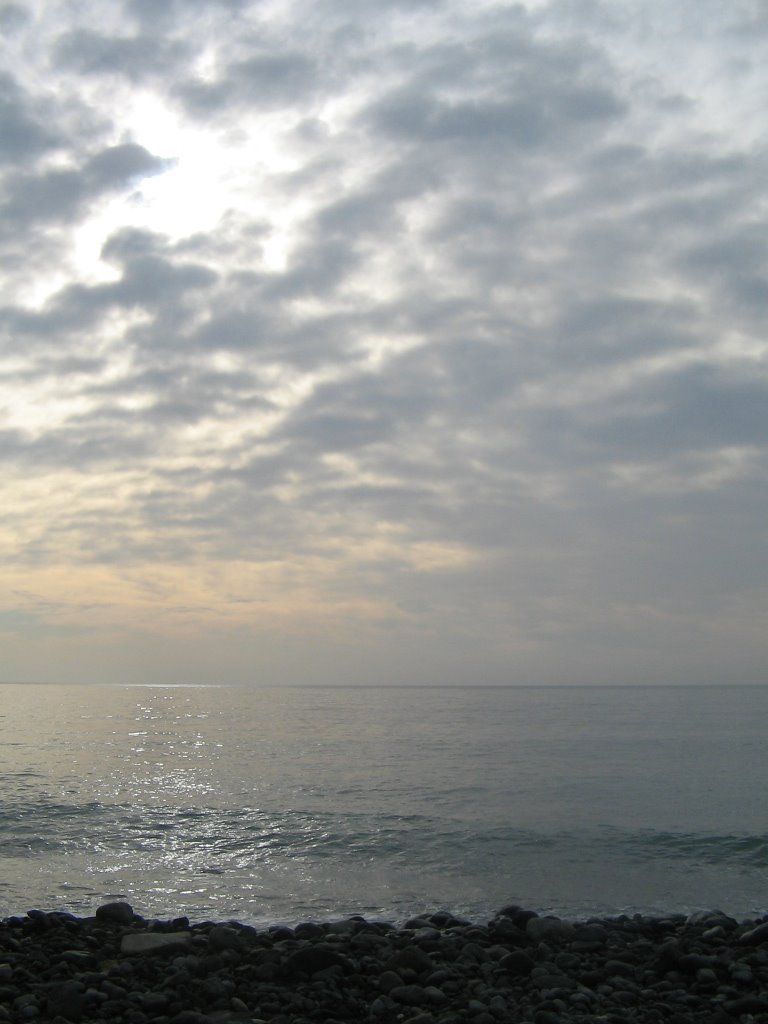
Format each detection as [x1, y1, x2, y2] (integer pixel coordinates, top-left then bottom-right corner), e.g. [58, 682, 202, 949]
[0, 903, 764, 1023]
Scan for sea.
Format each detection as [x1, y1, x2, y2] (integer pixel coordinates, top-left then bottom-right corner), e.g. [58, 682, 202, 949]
[1, 683, 766, 927]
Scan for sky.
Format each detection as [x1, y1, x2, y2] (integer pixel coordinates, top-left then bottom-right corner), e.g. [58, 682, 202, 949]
[1, 0, 766, 687]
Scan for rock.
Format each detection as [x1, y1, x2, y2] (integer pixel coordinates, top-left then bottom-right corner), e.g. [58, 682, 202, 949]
[121, 932, 192, 954]
[488, 917, 529, 942]
[500, 950, 535, 976]
[4, 906, 768, 1024]
[573, 923, 607, 944]
[737, 921, 768, 946]
[60, 950, 97, 967]
[170, 1013, 215, 1024]
[696, 967, 718, 986]
[390, 984, 428, 1006]
[294, 921, 325, 939]
[137, 991, 169, 1011]
[284, 943, 346, 976]
[95, 901, 135, 925]
[685, 910, 737, 930]
[526, 917, 575, 943]
[405, 917, 432, 929]
[385, 945, 435, 974]
[208, 925, 241, 949]
[370, 995, 395, 1016]
[378, 970, 404, 993]
[424, 985, 447, 1005]
[534, 1011, 562, 1024]
[678, 953, 714, 973]
[46, 981, 84, 1022]
[725, 995, 768, 1015]
[431, 910, 470, 928]
[328, 918, 360, 934]
[498, 906, 539, 929]
[656, 938, 681, 969]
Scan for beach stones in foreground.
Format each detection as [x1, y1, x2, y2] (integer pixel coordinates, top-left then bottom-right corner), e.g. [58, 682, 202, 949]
[0, 904, 767, 1023]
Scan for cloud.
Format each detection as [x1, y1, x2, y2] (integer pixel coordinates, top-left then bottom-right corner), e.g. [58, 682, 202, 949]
[0, 0, 766, 684]
[175, 52, 321, 115]
[54, 29, 191, 81]
[0, 71, 64, 166]
[1, 144, 172, 230]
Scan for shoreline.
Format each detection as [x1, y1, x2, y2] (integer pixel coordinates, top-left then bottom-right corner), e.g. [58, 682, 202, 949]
[1, 904, 767, 1023]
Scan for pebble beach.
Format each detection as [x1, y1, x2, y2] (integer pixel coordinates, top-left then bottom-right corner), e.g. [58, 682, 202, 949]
[2, 903, 768, 1024]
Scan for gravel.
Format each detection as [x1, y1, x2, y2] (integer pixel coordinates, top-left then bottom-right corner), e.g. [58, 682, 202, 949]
[0, 903, 767, 1023]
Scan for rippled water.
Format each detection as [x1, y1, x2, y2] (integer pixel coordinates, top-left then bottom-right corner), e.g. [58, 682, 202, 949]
[1, 683, 766, 924]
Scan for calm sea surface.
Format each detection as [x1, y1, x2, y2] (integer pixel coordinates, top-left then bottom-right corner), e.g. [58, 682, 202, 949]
[1, 684, 766, 925]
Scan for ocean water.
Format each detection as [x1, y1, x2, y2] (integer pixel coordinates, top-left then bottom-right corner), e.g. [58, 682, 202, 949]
[1, 683, 766, 926]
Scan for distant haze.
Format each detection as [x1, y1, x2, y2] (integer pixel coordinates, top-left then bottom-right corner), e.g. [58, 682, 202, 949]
[1, 0, 766, 686]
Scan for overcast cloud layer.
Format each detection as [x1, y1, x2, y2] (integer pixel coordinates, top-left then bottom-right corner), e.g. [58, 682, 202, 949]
[1, 0, 766, 686]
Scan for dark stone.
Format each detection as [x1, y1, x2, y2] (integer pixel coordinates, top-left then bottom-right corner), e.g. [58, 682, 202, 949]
[390, 984, 428, 1006]
[26, 910, 51, 929]
[378, 970, 403, 993]
[208, 925, 241, 950]
[137, 991, 169, 1012]
[500, 950, 535, 977]
[497, 904, 523, 918]
[431, 911, 469, 928]
[678, 953, 715, 973]
[47, 980, 85, 1022]
[294, 921, 325, 939]
[60, 950, 97, 967]
[604, 959, 635, 977]
[506, 908, 539, 929]
[284, 944, 347, 976]
[656, 939, 681, 969]
[385, 945, 434, 974]
[488, 917, 529, 943]
[95, 901, 135, 925]
[573, 924, 607, 944]
[737, 922, 768, 946]
[725, 995, 768, 1014]
[3, 906, 768, 1024]
[534, 1012, 561, 1024]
